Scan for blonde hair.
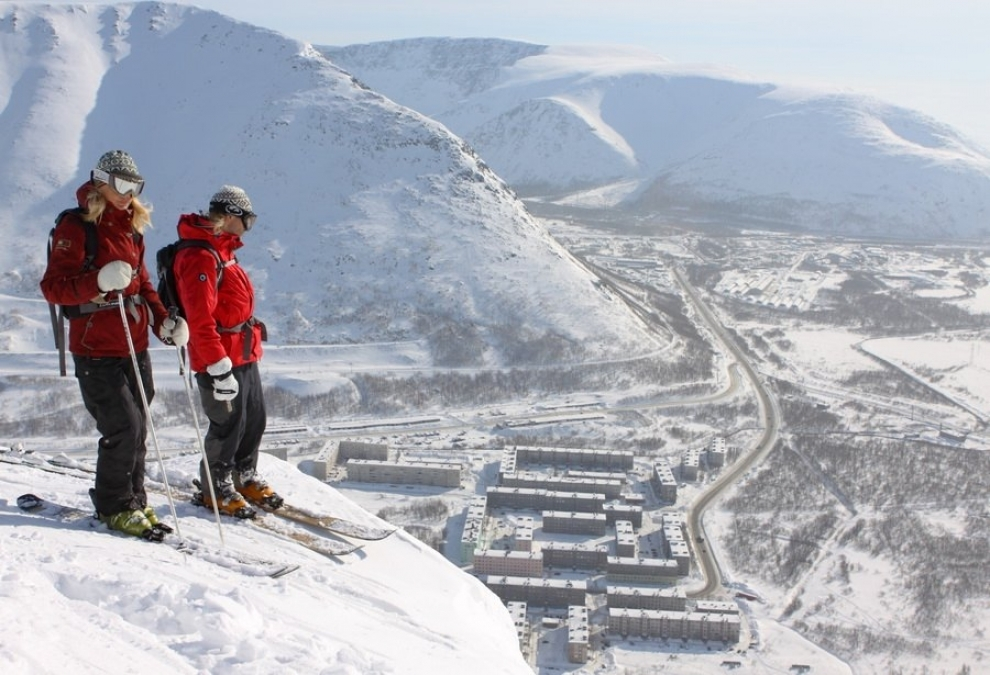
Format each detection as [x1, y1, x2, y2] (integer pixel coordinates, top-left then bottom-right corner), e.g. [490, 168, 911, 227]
[205, 207, 227, 234]
[82, 184, 153, 234]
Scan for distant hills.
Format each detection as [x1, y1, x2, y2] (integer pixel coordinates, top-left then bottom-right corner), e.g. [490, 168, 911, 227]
[325, 38, 990, 241]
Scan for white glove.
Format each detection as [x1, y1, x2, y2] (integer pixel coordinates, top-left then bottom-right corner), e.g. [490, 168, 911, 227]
[159, 316, 189, 348]
[97, 260, 134, 292]
[206, 357, 238, 402]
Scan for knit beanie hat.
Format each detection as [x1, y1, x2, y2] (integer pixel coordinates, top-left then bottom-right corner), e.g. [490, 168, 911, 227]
[210, 185, 253, 214]
[95, 150, 142, 180]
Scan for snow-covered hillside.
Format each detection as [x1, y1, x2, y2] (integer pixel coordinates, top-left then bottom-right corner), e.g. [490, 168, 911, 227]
[0, 3, 655, 364]
[325, 38, 990, 241]
[0, 448, 533, 674]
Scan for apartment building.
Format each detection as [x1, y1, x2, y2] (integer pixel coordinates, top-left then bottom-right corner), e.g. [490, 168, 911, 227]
[485, 575, 588, 608]
[607, 607, 740, 642]
[606, 585, 687, 611]
[567, 605, 591, 663]
[346, 458, 461, 487]
[473, 550, 544, 578]
[650, 460, 678, 503]
[542, 511, 608, 536]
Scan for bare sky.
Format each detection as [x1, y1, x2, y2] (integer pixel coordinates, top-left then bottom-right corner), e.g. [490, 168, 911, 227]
[19, 1, 990, 148]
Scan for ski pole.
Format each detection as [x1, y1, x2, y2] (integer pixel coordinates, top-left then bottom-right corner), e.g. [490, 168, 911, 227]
[116, 299, 181, 538]
[174, 340, 225, 546]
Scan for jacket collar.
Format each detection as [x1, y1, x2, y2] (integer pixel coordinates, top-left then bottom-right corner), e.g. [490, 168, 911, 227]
[176, 213, 244, 255]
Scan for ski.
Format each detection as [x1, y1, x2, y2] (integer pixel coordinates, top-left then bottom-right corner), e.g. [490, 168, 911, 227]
[247, 510, 364, 560]
[15, 494, 299, 578]
[259, 501, 397, 542]
[5, 449, 393, 543]
[189, 478, 395, 542]
[0, 451, 92, 479]
[188, 485, 363, 558]
[170, 536, 301, 579]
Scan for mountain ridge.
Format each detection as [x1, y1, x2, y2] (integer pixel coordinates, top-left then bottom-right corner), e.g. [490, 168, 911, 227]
[324, 37, 990, 241]
[0, 3, 656, 364]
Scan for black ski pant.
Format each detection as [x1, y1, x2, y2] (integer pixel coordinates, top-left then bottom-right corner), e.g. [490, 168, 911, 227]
[195, 360, 267, 488]
[75, 351, 153, 516]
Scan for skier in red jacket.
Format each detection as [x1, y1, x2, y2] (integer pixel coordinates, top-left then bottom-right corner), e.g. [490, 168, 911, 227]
[40, 150, 189, 539]
[173, 185, 281, 518]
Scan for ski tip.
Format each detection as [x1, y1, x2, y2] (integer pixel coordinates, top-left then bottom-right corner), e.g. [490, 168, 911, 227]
[16, 493, 43, 511]
[270, 564, 302, 578]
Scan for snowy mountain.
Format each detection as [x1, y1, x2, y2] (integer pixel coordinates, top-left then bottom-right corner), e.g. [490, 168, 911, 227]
[324, 38, 990, 241]
[0, 448, 534, 674]
[0, 3, 655, 363]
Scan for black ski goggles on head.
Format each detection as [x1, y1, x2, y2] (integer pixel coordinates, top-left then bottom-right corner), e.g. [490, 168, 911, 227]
[92, 168, 144, 197]
[219, 203, 257, 231]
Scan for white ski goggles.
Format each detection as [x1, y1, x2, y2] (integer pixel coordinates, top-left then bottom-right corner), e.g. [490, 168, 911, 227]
[92, 168, 145, 197]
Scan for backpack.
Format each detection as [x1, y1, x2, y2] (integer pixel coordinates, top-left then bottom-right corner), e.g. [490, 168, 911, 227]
[47, 209, 145, 375]
[155, 239, 225, 322]
[47, 209, 90, 376]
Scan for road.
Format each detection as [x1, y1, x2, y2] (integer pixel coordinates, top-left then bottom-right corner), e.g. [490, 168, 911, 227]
[670, 267, 782, 598]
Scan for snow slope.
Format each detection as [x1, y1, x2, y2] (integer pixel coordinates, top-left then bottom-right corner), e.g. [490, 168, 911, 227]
[0, 448, 533, 674]
[325, 38, 990, 241]
[0, 3, 656, 365]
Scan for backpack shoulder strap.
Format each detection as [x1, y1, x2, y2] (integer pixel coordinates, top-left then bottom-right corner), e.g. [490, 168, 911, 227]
[175, 239, 225, 283]
[50, 208, 98, 271]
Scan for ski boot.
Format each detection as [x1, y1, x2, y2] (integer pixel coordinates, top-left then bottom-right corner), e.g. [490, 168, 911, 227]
[235, 468, 284, 510]
[195, 474, 257, 519]
[144, 506, 174, 535]
[100, 508, 165, 542]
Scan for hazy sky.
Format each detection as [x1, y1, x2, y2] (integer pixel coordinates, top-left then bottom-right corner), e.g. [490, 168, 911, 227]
[19, 1, 990, 149]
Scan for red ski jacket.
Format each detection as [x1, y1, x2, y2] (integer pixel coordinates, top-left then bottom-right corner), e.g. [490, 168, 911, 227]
[173, 213, 264, 373]
[40, 183, 167, 358]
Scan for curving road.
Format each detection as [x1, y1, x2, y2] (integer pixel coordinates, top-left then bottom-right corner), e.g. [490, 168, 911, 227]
[670, 267, 782, 598]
